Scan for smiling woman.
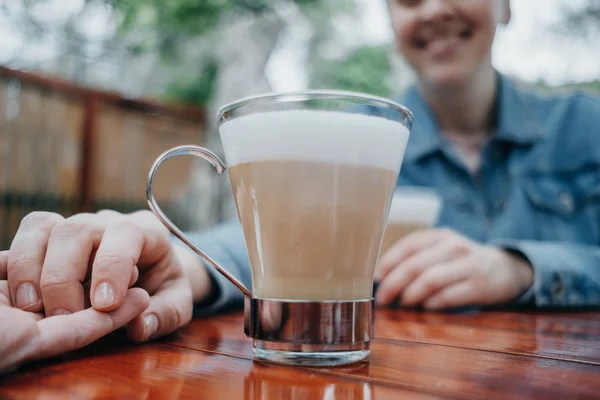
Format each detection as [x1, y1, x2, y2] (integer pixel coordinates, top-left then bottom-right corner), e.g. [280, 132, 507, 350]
[181, 0, 600, 313]
[388, 0, 510, 88]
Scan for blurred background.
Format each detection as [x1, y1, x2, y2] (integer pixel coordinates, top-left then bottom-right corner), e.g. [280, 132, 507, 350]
[1, 0, 599, 249]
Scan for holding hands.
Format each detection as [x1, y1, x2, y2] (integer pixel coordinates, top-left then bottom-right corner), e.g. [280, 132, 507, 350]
[1, 212, 537, 373]
[0, 210, 201, 372]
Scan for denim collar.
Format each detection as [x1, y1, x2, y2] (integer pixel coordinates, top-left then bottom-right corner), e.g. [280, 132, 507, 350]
[398, 73, 545, 163]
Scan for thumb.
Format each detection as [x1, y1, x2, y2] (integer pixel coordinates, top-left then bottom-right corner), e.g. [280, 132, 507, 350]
[32, 288, 150, 361]
[126, 278, 193, 343]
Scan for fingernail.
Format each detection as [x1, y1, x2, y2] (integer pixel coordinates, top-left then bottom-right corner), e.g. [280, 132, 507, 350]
[94, 282, 115, 308]
[16, 282, 39, 309]
[53, 309, 71, 316]
[143, 314, 158, 340]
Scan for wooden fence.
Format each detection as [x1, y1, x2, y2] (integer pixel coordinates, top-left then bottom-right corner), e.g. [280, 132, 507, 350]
[0, 66, 207, 250]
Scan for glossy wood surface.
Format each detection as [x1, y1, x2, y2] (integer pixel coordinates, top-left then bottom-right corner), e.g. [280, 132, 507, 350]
[2, 309, 600, 399]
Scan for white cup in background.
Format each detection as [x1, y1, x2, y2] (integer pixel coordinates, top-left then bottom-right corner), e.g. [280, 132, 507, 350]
[380, 187, 443, 255]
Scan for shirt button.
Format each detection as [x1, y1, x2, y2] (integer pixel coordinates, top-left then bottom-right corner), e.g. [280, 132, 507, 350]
[551, 272, 565, 301]
[559, 192, 574, 213]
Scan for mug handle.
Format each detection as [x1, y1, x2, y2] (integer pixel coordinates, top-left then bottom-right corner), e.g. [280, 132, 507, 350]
[146, 145, 252, 298]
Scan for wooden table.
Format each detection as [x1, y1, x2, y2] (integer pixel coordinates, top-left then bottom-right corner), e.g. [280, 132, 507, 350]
[1, 309, 600, 399]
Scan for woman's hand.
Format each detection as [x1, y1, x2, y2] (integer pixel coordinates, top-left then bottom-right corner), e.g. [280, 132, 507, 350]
[375, 229, 533, 310]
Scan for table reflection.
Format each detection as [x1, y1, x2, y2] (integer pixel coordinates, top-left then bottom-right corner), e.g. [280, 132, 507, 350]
[244, 362, 374, 400]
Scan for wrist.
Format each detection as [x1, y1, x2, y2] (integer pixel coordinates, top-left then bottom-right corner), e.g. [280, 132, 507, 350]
[503, 249, 534, 295]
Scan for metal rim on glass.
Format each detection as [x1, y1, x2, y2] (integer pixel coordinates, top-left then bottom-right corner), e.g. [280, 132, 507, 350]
[217, 89, 414, 128]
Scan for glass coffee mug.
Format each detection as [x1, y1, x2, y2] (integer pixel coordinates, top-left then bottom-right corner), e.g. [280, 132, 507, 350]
[147, 91, 413, 366]
[379, 187, 443, 255]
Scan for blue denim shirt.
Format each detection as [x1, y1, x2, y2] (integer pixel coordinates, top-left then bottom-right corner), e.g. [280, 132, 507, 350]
[183, 74, 600, 314]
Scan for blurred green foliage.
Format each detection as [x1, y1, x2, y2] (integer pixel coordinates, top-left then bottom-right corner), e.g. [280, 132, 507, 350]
[535, 80, 600, 96]
[312, 45, 393, 97]
[112, 0, 329, 57]
[163, 59, 219, 105]
[109, 0, 396, 106]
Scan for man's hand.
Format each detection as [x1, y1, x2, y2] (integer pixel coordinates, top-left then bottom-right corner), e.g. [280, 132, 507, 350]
[0, 250, 150, 373]
[5, 210, 206, 343]
[375, 229, 533, 310]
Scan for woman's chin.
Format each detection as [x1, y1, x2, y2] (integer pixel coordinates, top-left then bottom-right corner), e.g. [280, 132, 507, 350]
[420, 66, 475, 91]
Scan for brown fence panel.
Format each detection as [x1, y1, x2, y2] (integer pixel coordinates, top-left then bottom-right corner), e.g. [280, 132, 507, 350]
[0, 66, 206, 250]
[93, 101, 200, 205]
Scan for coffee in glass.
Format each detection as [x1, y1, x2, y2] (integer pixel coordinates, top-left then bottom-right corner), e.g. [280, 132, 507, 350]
[147, 91, 413, 366]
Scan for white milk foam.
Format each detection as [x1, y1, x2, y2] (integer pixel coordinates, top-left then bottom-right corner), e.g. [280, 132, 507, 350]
[387, 187, 442, 225]
[219, 109, 410, 171]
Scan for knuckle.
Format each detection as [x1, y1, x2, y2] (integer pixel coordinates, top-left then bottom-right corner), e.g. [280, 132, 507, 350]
[150, 223, 170, 244]
[464, 257, 482, 275]
[422, 274, 440, 292]
[7, 254, 38, 274]
[432, 292, 449, 306]
[51, 215, 94, 239]
[402, 265, 421, 283]
[72, 325, 86, 349]
[161, 299, 186, 331]
[449, 237, 471, 255]
[67, 321, 90, 350]
[405, 258, 427, 276]
[40, 273, 71, 293]
[20, 212, 63, 231]
[155, 222, 170, 239]
[67, 213, 96, 223]
[403, 241, 422, 257]
[112, 218, 144, 238]
[96, 209, 121, 219]
[464, 280, 481, 297]
[131, 210, 154, 219]
[377, 255, 395, 271]
[134, 211, 169, 237]
[94, 253, 137, 271]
